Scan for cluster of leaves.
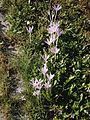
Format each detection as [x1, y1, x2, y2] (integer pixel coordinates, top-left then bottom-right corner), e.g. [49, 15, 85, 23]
[1, 0, 90, 120]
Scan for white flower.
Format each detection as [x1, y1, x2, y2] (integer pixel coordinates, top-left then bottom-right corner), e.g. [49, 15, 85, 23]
[53, 4, 62, 12]
[47, 73, 55, 81]
[41, 53, 49, 63]
[31, 79, 42, 90]
[33, 90, 40, 96]
[44, 81, 51, 89]
[50, 46, 60, 54]
[26, 26, 33, 33]
[41, 63, 48, 76]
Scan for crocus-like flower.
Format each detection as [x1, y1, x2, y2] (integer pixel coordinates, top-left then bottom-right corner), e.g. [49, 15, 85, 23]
[20, 96, 26, 101]
[48, 22, 60, 35]
[44, 81, 51, 89]
[45, 38, 53, 46]
[16, 87, 23, 93]
[50, 46, 60, 54]
[41, 63, 48, 76]
[26, 26, 33, 33]
[56, 29, 63, 37]
[33, 90, 40, 96]
[41, 53, 49, 63]
[47, 73, 55, 81]
[31, 79, 42, 90]
[53, 4, 62, 12]
[50, 34, 56, 44]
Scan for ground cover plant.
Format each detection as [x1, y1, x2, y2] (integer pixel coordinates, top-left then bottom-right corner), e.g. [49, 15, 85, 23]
[0, 0, 90, 120]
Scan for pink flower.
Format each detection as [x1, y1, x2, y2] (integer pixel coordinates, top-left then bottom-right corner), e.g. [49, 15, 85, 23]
[41, 63, 48, 76]
[16, 87, 23, 93]
[53, 4, 62, 12]
[50, 34, 56, 44]
[44, 81, 51, 89]
[50, 46, 60, 54]
[31, 79, 42, 90]
[56, 29, 63, 37]
[45, 34, 56, 45]
[45, 38, 53, 46]
[26, 26, 33, 33]
[33, 90, 40, 96]
[48, 22, 60, 35]
[41, 53, 49, 63]
[47, 73, 55, 81]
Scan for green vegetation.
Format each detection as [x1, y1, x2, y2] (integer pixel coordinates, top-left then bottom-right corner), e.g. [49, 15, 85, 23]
[0, 0, 90, 120]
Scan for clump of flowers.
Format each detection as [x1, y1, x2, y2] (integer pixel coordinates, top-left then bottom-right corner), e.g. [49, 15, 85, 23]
[31, 78, 43, 96]
[30, 4, 62, 96]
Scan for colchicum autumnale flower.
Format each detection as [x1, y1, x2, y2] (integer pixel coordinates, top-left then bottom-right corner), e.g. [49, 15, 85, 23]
[26, 26, 33, 33]
[45, 38, 53, 46]
[44, 81, 51, 89]
[46, 73, 55, 81]
[16, 87, 23, 93]
[48, 22, 60, 35]
[31, 78, 42, 90]
[41, 53, 50, 63]
[53, 4, 62, 12]
[41, 63, 48, 76]
[50, 46, 60, 54]
[50, 34, 56, 44]
[33, 90, 41, 96]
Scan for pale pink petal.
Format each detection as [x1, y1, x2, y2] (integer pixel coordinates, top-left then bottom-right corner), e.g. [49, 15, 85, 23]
[53, 4, 62, 12]
[44, 82, 51, 89]
[33, 90, 40, 96]
[41, 63, 48, 76]
[47, 73, 55, 81]
[50, 46, 60, 54]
